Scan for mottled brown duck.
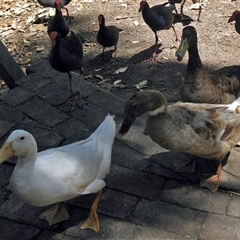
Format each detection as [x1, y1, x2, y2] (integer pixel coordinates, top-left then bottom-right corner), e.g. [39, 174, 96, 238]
[175, 26, 240, 104]
[118, 90, 240, 192]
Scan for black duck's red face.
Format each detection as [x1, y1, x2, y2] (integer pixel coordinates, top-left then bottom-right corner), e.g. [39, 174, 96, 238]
[138, 0, 147, 12]
[98, 14, 104, 24]
[228, 10, 240, 23]
[55, 0, 62, 11]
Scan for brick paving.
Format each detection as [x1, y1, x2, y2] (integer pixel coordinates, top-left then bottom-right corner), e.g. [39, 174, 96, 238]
[1, 60, 240, 239]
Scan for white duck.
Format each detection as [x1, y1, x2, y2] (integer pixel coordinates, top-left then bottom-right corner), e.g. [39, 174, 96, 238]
[0, 114, 116, 232]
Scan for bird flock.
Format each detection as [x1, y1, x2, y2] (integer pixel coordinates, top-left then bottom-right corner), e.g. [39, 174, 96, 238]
[0, 0, 240, 233]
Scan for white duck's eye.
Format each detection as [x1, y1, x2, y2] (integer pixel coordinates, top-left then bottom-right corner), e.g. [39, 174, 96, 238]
[20, 137, 25, 140]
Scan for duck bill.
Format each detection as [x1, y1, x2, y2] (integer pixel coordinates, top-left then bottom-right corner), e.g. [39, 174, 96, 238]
[0, 142, 14, 163]
[228, 15, 235, 23]
[118, 115, 136, 137]
[175, 38, 189, 61]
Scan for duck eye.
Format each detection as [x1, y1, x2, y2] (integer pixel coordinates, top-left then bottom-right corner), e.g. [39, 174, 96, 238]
[132, 104, 138, 109]
[20, 137, 25, 140]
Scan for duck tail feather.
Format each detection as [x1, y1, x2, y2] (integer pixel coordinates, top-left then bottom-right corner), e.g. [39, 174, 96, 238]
[90, 114, 116, 146]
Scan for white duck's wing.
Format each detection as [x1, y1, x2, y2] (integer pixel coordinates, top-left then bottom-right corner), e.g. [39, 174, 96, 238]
[36, 137, 103, 191]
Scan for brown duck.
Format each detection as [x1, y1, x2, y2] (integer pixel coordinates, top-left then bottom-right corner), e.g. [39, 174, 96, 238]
[118, 90, 240, 192]
[175, 26, 240, 104]
[96, 14, 122, 62]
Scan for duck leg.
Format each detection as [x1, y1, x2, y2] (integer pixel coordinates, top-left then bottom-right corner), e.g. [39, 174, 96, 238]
[68, 68, 85, 112]
[144, 31, 159, 62]
[80, 189, 103, 232]
[39, 203, 70, 226]
[196, 4, 202, 22]
[180, 0, 187, 17]
[171, 24, 180, 48]
[200, 163, 222, 193]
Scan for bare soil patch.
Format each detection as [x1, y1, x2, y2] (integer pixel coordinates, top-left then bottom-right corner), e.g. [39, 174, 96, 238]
[0, 0, 239, 102]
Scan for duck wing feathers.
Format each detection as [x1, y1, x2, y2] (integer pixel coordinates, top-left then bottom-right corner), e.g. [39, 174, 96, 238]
[148, 99, 240, 159]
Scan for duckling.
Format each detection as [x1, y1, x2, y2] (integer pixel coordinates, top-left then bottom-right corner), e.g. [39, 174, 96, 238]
[0, 114, 116, 231]
[118, 90, 240, 192]
[176, 26, 240, 104]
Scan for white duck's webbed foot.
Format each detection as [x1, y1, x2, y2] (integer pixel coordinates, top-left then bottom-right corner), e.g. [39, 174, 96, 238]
[39, 203, 70, 226]
[80, 189, 103, 232]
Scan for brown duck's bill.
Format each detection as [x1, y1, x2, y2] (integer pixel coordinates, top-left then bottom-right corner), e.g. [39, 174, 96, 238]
[118, 115, 136, 136]
[175, 38, 189, 61]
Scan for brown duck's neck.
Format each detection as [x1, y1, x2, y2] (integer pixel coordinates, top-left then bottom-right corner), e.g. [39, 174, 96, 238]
[148, 92, 168, 116]
[187, 47, 203, 73]
[235, 14, 240, 34]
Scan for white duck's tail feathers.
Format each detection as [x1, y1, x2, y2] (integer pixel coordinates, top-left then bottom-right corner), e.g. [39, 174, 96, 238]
[90, 114, 116, 144]
[92, 114, 116, 179]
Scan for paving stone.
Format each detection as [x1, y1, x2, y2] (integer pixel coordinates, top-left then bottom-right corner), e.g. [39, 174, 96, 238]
[0, 218, 40, 240]
[199, 213, 240, 239]
[0, 103, 25, 123]
[160, 184, 231, 215]
[112, 140, 150, 171]
[37, 230, 80, 240]
[69, 188, 138, 219]
[133, 225, 186, 239]
[0, 164, 13, 189]
[63, 215, 136, 239]
[1, 87, 35, 107]
[0, 191, 10, 206]
[0, 194, 65, 230]
[54, 117, 91, 142]
[220, 170, 240, 192]
[26, 59, 60, 78]
[17, 72, 51, 91]
[131, 199, 207, 238]
[52, 73, 99, 98]
[227, 194, 240, 218]
[17, 97, 69, 127]
[36, 82, 71, 106]
[220, 148, 240, 191]
[87, 90, 125, 116]
[99, 189, 138, 219]
[116, 123, 162, 157]
[71, 103, 109, 127]
[106, 165, 166, 200]
[0, 121, 14, 138]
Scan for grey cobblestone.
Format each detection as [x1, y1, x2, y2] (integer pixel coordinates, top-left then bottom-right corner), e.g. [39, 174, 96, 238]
[1, 60, 240, 239]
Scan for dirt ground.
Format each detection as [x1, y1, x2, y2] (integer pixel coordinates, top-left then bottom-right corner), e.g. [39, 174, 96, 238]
[0, 0, 240, 102]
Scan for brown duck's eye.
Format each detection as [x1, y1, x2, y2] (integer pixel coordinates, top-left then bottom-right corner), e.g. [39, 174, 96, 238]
[20, 137, 25, 140]
[132, 104, 138, 109]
